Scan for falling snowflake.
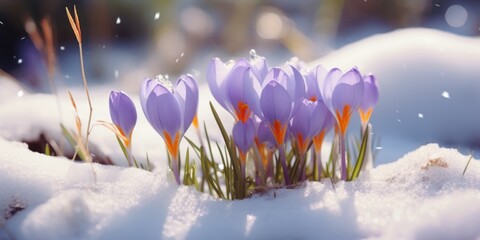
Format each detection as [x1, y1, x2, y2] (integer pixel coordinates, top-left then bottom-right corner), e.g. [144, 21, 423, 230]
[375, 147, 383, 150]
[115, 70, 119, 79]
[17, 59, 22, 64]
[441, 91, 450, 99]
[154, 12, 160, 20]
[17, 91, 24, 97]
[60, 46, 65, 51]
[116, 17, 121, 24]
[0, 21, 3, 25]
[418, 113, 424, 119]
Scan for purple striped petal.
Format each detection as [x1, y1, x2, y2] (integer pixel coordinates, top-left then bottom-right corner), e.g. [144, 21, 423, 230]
[290, 100, 315, 139]
[260, 81, 292, 124]
[244, 68, 263, 119]
[145, 84, 181, 137]
[140, 77, 156, 121]
[207, 58, 231, 110]
[250, 56, 268, 83]
[174, 74, 199, 132]
[109, 91, 137, 137]
[232, 119, 255, 153]
[331, 68, 364, 112]
[360, 74, 379, 110]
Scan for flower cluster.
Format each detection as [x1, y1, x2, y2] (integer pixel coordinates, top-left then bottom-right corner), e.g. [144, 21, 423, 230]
[106, 50, 378, 198]
[208, 51, 379, 184]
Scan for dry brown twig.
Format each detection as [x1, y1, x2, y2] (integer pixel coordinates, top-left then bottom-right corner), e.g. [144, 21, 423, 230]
[65, 5, 94, 163]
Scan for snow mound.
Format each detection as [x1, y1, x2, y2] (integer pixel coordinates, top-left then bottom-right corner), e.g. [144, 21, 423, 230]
[1, 136, 479, 239]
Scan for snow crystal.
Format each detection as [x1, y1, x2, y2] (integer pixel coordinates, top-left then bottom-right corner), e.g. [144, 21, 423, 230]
[17, 59, 22, 64]
[154, 12, 160, 20]
[116, 17, 121, 25]
[418, 113, 424, 119]
[441, 91, 450, 99]
[60, 46, 65, 51]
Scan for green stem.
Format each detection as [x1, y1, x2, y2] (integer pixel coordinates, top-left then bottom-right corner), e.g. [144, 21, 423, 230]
[278, 144, 290, 185]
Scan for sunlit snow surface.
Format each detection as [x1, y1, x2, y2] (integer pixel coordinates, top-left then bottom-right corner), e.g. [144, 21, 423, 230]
[1, 28, 480, 239]
[1, 139, 480, 239]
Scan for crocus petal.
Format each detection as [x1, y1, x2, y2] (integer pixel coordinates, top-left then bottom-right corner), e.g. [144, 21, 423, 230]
[306, 65, 328, 102]
[260, 81, 292, 124]
[145, 84, 181, 137]
[290, 100, 314, 139]
[254, 117, 275, 148]
[233, 119, 255, 154]
[140, 78, 156, 121]
[263, 68, 289, 89]
[310, 101, 330, 135]
[244, 68, 264, 119]
[287, 64, 306, 115]
[109, 91, 137, 137]
[207, 58, 231, 110]
[250, 56, 268, 83]
[321, 68, 343, 111]
[174, 74, 199, 132]
[331, 68, 364, 113]
[226, 66, 251, 121]
[360, 74, 379, 110]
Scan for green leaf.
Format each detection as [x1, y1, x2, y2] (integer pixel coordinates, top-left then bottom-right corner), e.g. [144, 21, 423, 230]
[44, 143, 51, 156]
[350, 125, 369, 181]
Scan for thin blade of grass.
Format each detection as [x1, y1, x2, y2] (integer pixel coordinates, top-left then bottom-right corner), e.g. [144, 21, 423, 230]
[350, 125, 369, 181]
[462, 154, 474, 176]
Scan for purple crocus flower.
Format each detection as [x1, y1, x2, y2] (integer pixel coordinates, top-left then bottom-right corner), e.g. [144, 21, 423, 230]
[290, 99, 330, 155]
[207, 54, 268, 122]
[140, 74, 198, 184]
[358, 74, 379, 127]
[321, 67, 364, 180]
[322, 67, 364, 136]
[244, 65, 305, 185]
[109, 91, 137, 147]
[247, 66, 306, 146]
[232, 119, 255, 162]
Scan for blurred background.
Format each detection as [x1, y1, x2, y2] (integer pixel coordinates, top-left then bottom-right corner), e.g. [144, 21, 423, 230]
[0, 0, 479, 91]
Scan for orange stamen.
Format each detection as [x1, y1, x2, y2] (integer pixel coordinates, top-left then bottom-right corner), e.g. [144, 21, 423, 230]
[335, 105, 352, 135]
[164, 131, 180, 160]
[309, 96, 317, 102]
[236, 101, 251, 123]
[239, 151, 247, 163]
[313, 130, 326, 152]
[271, 120, 287, 145]
[115, 124, 131, 147]
[359, 107, 373, 126]
[296, 133, 309, 154]
[255, 138, 268, 167]
[192, 114, 199, 129]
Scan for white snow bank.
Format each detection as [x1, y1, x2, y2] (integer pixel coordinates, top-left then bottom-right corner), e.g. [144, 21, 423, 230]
[311, 28, 480, 162]
[0, 136, 479, 239]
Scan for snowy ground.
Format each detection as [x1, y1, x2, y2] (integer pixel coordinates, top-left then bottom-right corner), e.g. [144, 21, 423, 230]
[1, 138, 479, 239]
[1, 28, 480, 239]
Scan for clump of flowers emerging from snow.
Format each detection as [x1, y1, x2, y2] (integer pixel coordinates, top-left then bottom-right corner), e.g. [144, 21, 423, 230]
[104, 51, 379, 199]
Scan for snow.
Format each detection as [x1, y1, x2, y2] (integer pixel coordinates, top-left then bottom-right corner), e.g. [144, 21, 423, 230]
[1, 28, 480, 239]
[1, 137, 479, 239]
[310, 28, 480, 162]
